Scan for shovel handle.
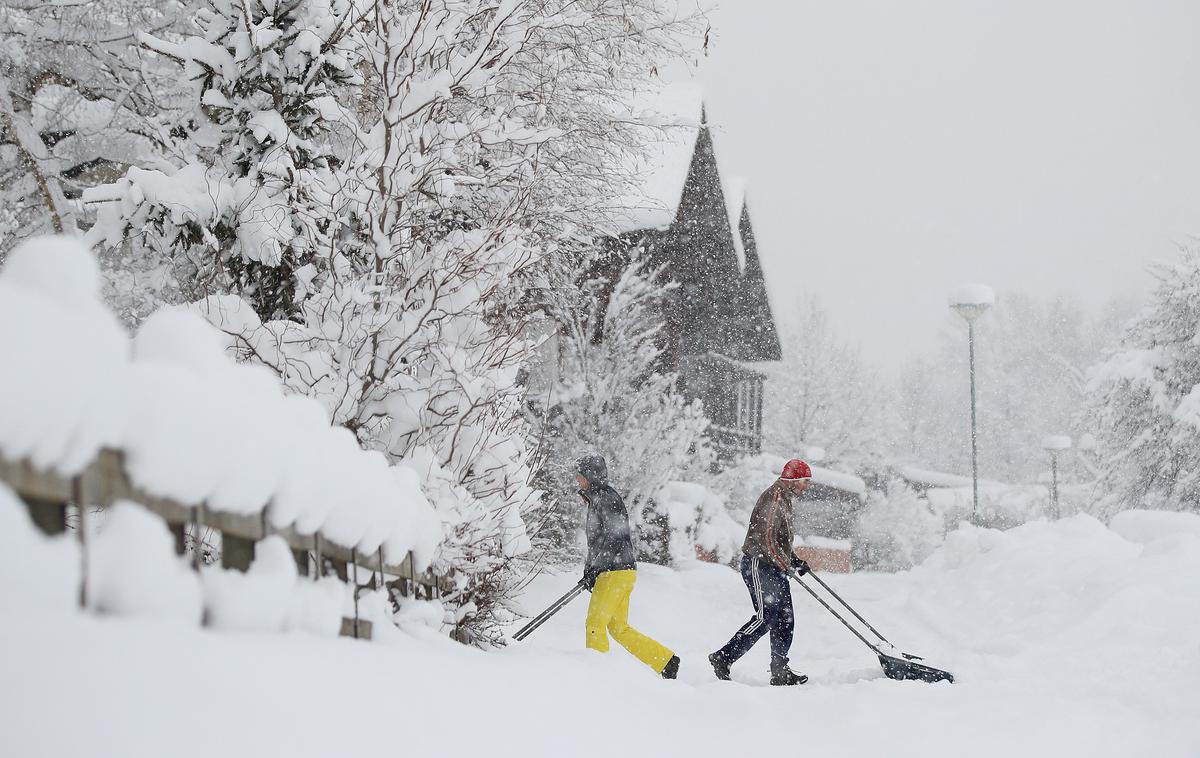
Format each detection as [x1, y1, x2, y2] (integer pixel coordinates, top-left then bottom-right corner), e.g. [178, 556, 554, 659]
[804, 571, 895, 647]
[788, 570, 881, 656]
[512, 581, 585, 641]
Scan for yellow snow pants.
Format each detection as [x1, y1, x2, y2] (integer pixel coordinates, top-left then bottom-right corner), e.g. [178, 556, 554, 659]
[585, 569, 674, 673]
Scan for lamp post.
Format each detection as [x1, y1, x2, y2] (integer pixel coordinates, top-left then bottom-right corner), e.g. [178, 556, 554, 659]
[949, 284, 995, 524]
[1042, 435, 1072, 518]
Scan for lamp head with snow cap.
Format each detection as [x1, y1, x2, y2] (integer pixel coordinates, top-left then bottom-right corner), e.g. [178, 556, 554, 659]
[780, 459, 812, 495]
[948, 284, 995, 323]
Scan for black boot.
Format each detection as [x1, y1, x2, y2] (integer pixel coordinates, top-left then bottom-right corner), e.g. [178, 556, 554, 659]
[661, 655, 681, 680]
[708, 652, 731, 681]
[770, 660, 808, 686]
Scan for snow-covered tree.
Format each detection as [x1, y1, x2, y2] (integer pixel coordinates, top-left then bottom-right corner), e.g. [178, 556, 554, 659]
[85, 0, 362, 321]
[762, 301, 894, 470]
[86, 0, 703, 643]
[532, 258, 710, 564]
[1, 0, 183, 253]
[1087, 250, 1200, 516]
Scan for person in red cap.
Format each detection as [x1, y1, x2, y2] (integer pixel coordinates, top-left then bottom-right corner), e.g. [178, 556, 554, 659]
[708, 459, 813, 685]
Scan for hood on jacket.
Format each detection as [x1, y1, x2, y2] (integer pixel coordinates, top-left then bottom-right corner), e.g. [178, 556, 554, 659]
[577, 454, 609, 487]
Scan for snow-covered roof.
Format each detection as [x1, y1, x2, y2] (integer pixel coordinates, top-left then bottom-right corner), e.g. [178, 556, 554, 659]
[794, 535, 853, 551]
[723, 175, 747, 272]
[899, 466, 976, 489]
[612, 84, 754, 272]
[810, 465, 867, 495]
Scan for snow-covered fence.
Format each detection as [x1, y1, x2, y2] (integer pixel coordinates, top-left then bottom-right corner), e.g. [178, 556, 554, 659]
[1, 449, 449, 639]
[0, 237, 450, 640]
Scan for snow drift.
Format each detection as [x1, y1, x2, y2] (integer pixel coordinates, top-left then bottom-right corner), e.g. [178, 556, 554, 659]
[3, 495, 1198, 757]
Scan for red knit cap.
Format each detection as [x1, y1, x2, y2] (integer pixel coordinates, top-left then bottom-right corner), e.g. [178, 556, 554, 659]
[781, 459, 812, 481]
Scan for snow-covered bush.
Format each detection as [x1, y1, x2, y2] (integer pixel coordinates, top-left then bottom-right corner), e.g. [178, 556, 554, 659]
[656, 481, 742, 565]
[706, 453, 785, 527]
[1087, 249, 1200, 516]
[856, 480, 943, 571]
[924, 485, 1050, 531]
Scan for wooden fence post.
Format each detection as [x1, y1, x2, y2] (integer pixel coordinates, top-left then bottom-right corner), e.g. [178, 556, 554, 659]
[222, 533, 255, 572]
[313, 534, 323, 581]
[72, 476, 88, 609]
[191, 504, 204, 570]
[292, 545, 310, 577]
[24, 496, 67, 536]
[350, 548, 360, 639]
[170, 522, 187, 556]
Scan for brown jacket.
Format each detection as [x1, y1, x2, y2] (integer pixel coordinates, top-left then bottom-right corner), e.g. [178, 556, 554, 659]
[741, 480, 796, 570]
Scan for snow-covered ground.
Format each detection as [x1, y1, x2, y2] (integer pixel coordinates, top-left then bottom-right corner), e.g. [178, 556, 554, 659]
[3, 507, 1199, 757]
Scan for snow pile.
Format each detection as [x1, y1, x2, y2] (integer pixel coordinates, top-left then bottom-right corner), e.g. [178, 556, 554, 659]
[89, 502, 203, 623]
[0, 236, 128, 474]
[856, 480, 944, 570]
[1110, 508, 1200, 543]
[656, 480, 742, 563]
[202, 536, 344, 636]
[3, 507, 1200, 756]
[0, 483, 80, 613]
[912, 512, 1200, 665]
[925, 483, 1049, 528]
[0, 236, 441, 566]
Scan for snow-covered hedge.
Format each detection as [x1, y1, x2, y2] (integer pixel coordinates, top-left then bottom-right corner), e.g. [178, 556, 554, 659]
[0, 236, 441, 567]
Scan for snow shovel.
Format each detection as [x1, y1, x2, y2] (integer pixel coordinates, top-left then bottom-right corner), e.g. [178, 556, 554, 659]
[787, 569, 954, 684]
[512, 580, 586, 642]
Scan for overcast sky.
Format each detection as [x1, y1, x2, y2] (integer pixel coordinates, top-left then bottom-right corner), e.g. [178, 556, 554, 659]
[687, 0, 1200, 372]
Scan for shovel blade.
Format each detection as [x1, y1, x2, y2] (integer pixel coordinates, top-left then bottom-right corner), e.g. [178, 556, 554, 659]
[878, 653, 954, 684]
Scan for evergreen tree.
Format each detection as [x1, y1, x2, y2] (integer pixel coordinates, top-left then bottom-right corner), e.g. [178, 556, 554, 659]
[1087, 250, 1200, 516]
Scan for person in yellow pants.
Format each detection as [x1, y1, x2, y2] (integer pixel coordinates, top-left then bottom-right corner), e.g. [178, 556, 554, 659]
[585, 569, 675, 672]
[577, 455, 680, 679]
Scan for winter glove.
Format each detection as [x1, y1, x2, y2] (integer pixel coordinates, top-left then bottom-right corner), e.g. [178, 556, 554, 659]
[582, 569, 598, 592]
[791, 556, 811, 576]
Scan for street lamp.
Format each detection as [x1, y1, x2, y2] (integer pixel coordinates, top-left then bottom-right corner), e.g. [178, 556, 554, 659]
[949, 284, 995, 523]
[1042, 435, 1072, 518]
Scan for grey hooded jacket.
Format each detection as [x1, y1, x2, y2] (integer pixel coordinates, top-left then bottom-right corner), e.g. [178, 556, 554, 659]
[578, 455, 637, 585]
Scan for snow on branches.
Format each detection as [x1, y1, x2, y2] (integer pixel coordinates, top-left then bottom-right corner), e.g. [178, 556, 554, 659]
[84, 0, 363, 321]
[1088, 249, 1200, 516]
[81, 0, 703, 643]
